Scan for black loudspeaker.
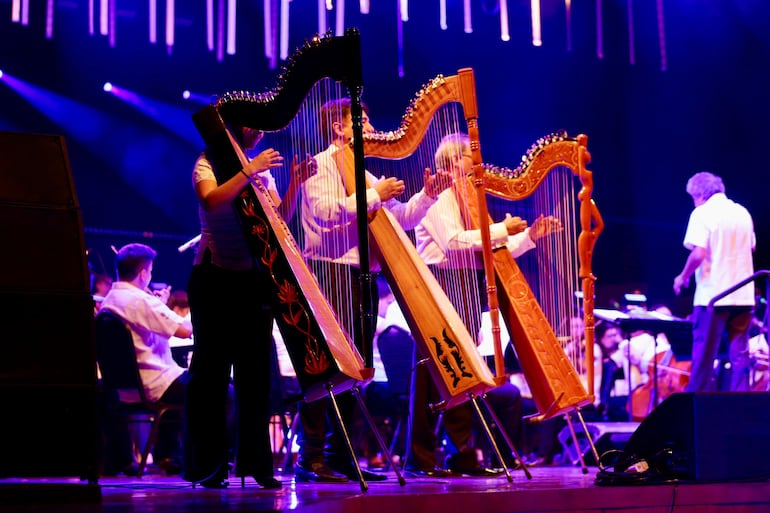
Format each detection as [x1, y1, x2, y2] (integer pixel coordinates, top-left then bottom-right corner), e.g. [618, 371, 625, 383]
[559, 422, 639, 466]
[618, 392, 770, 482]
[0, 132, 99, 484]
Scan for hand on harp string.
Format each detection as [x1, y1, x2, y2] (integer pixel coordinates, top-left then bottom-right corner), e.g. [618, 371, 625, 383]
[243, 147, 283, 179]
[373, 176, 406, 202]
[502, 213, 527, 236]
[290, 154, 318, 183]
[423, 167, 454, 199]
[528, 214, 564, 241]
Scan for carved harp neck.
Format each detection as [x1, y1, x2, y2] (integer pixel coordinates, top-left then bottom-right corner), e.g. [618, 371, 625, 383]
[212, 30, 361, 133]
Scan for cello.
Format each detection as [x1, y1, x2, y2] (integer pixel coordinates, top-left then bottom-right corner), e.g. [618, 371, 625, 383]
[628, 349, 690, 421]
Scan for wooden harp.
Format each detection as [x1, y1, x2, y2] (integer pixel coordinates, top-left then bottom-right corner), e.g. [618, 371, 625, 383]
[479, 132, 604, 420]
[335, 69, 500, 410]
[191, 31, 371, 402]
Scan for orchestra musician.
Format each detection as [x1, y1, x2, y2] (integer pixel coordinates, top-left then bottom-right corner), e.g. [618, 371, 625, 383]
[296, 98, 452, 483]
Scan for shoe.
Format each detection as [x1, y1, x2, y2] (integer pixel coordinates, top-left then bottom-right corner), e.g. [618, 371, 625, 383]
[199, 476, 229, 489]
[449, 464, 506, 477]
[527, 456, 555, 467]
[236, 474, 283, 489]
[406, 467, 459, 478]
[294, 462, 349, 483]
[367, 454, 386, 470]
[158, 457, 182, 476]
[255, 476, 282, 489]
[334, 467, 388, 482]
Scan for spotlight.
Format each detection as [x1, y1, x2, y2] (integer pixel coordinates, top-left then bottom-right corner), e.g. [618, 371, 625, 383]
[103, 82, 113, 92]
[0, 70, 4, 79]
[181, 90, 213, 104]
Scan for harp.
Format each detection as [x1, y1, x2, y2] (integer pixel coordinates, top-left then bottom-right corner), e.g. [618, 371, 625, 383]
[480, 131, 604, 421]
[356, 69, 535, 480]
[191, 32, 371, 404]
[335, 69, 499, 411]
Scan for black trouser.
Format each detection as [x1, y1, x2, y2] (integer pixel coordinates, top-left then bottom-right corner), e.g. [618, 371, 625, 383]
[184, 260, 274, 481]
[155, 373, 187, 462]
[406, 349, 476, 470]
[297, 261, 378, 468]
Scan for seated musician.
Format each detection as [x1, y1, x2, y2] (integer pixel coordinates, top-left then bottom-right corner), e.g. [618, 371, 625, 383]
[617, 305, 673, 388]
[595, 321, 631, 421]
[99, 243, 191, 475]
[297, 98, 452, 483]
[407, 132, 562, 475]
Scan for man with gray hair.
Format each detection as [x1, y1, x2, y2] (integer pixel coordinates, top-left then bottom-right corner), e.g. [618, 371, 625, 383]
[673, 171, 755, 392]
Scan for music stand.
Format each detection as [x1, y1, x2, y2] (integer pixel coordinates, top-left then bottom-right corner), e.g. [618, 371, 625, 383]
[594, 309, 693, 414]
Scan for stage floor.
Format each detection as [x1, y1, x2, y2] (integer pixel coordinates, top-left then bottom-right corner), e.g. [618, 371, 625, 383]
[2, 466, 770, 513]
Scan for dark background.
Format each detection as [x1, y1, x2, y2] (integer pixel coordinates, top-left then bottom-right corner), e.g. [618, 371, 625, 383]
[1, 0, 768, 317]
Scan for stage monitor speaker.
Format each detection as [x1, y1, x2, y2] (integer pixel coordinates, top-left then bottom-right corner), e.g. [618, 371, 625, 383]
[618, 392, 770, 482]
[559, 422, 639, 466]
[0, 131, 98, 483]
[0, 131, 79, 207]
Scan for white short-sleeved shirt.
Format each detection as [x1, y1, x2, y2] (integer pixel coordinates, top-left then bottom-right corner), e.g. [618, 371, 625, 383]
[100, 282, 186, 402]
[683, 193, 755, 306]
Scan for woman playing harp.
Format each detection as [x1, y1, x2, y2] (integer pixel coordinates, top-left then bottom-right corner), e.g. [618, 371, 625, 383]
[295, 98, 452, 483]
[187, 31, 399, 489]
[185, 126, 310, 489]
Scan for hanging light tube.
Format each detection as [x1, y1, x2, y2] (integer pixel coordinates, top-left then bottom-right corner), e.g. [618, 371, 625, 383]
[280, 0, 289, 60]
[166, 0, 175, 54]
[463, 0, 472, 33]
[531, 0, 542, 47]
[45, 0, 54, 38]
[265, 0, 275, 58]
[207, 0, 214, 51]
[318, 0, 327, 34]
[11, 0, 20, 23]
[499, 0, 509, 41]
[150, 0, 157, 43]
[596, 0, 604, 59]
[335, 0, 345, 36]
[226, 0, 235, 55]
[100, 0, 109, 36]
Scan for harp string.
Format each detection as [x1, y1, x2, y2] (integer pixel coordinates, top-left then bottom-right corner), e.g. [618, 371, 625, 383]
[367, 103, 486, 342]
[260, 78, 357, 338]
[487, 162, 598, 402]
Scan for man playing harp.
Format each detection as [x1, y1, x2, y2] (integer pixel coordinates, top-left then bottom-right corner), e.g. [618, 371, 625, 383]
[296, 98, 452, 483]
[410, 132, 562, 471]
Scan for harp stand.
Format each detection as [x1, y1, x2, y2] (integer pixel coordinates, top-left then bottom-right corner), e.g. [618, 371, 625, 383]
[472, 393, 533, 481]
[563, 407, 603, 474]
[326, 383, 407, 492]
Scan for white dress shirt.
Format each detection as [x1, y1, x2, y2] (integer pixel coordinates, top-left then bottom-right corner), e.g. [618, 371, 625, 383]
[301, 144, 437, 267]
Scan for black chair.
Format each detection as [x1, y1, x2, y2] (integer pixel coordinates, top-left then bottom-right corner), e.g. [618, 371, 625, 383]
[377, 325, 417, 461]
[94, 310, 183, 477]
